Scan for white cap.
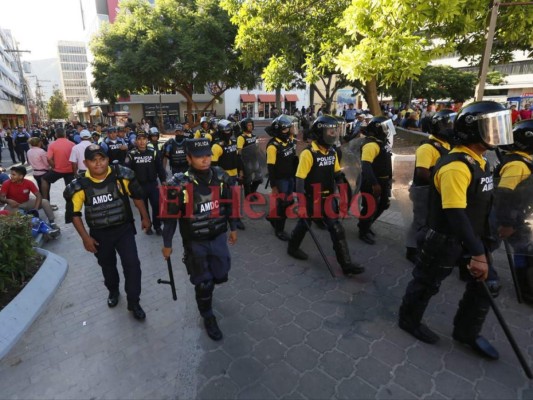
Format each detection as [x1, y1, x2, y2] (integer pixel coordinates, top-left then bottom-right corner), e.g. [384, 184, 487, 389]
[149, 127, 159, 134]
[80, 129, 91, 139]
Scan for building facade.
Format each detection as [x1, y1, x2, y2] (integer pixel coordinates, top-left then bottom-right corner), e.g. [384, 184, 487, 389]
[57, 41, 91, 107]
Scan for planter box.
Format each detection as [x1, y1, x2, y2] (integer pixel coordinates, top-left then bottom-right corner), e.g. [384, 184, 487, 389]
[0, 248, 68, 360]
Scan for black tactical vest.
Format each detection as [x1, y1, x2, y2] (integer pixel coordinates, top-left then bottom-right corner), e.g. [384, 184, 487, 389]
[267, 138, 296, 179]
[82, 172, 132, 229]
[494, 152, 533, 214]
[128, 149, 157, 184]
[105, 138, 127, 164]
[216, 139, 238, 172]
[172, 167, 229, 241]
[169, 139, 188, 169]
[412, 139, 450, 186]
[428, 152, 493, 237]
[304, 145, 336, 197]
[242, 134, 257, 148]
[362, 137, 392, 178]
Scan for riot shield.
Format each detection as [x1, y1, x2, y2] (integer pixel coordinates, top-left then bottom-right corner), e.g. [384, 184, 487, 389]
[240, 141, 266, 184]
[339, 136, 363, 196]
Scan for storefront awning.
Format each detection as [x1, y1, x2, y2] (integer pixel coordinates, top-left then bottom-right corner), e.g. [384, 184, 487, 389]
[258, 94, 276, 103]
[285, 94, 299, 102]
[90, 107, 102, 116]
[240, 94, 256, 102]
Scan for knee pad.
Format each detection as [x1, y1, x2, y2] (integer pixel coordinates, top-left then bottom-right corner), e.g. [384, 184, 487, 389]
[195, 280, 215, 297]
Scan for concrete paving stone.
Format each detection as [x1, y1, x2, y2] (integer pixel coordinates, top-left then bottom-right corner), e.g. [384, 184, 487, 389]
[214, 314, 248, 338]
[251, 245, 273, 257]
[475, 378, 520, 400]
[215, 298, 243, 318]
[261, 361, 301, 398]
[336, 334, 371, 360]
[521, 387, 533, 400]
[227, 356, 265, 387]
[336, 375, 378, 400]
[318, 349, 355, 380]
[237, 382, 277, 400]
[305, 329, 338, 354]
[284, 296, 312, 314]
[242, 318, 277, 342]
[285, 344, 320, 372]
[404, 343, 445, 375]
[241, 301, 269, 322]
[258, 291, 286, 310]
[275, 282, 304, 299]
[266, 306, 295, 326]
[443, 350, 484, 383]
[233, 288, 263, 306]
[483, 359, 530, 388]
[434, 370, 476, 399]
[274, 323, 307, 348]
[393, 363, 434, 398]
[252, 279, 278, 295]
[221, 332, 256, 359]
[309, 300, 340, 318]
[376, 382, 419, 400]
[421, 391, 450, 400]
[294, 310, 323, 332]
[216, 284, 238, 301]
[252, 337, 287, 366]
[197, 376, 240, 400]
[354, 356, 393, 388]
[198, 349, 232, 380]
[323, 288, 353, 305]
[369, 339, 406, 367]
[299, 286, 327, 302]
[296, 369, 337, 400]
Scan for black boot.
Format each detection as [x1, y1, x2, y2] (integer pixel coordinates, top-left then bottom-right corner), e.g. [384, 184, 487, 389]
[107, 290, 120, 308]
[204, 315, 223, 341]
[288, 225, 308, 260]
[398, 303, 439, 344]
[127, 302, 146, 321]
[334, 240, 364, 275]
[275, 218, 290, 241]
[516, 268, 533, 304]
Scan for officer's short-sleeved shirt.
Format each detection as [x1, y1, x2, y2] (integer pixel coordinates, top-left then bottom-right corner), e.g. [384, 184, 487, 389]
[296, 141, 341, 179]
[498, 151, 532, 190]
[415, 135, 451, 169]
[71, 167, 132, 213]
[211, 142, 237, 177]
[236, 133, 252, 151]
[433, 145, 486, 209]
[361, 141, 380, 163]
[194, 130, 212, 142]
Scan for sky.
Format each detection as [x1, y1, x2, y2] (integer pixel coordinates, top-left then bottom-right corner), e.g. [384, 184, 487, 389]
[0, 0, 85, 61]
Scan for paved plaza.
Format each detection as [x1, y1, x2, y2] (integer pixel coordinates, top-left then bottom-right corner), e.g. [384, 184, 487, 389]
[0, 144, 533, 399]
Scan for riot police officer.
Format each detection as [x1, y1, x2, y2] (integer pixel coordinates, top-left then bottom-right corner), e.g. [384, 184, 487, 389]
[163, 124, 189, 175]
[194, 116, 213, 142]
[493, 118, 533, 304]
[265, 115, 297, 241]
[161, 138, 237, 341]
[64, 144, 152, 320]
[100, 127, 129, 165]
[287, 115, 364, 276]
[238, 118, 263, 198]
[211, 119, 245, 230]
[398, 101, 513, 360]
[126, 131, 167, 235]
[147, 126, 163, 154]
[405, 110, 454, 262]
[358, 116, 394, 245]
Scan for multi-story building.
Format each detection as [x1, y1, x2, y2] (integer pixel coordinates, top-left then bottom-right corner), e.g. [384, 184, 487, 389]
[57, 41, 91, 106]
[0, 28, 29, 128]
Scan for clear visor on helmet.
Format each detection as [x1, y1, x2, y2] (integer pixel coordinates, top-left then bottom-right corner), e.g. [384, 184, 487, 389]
[380, 119, 396, 147]
[320, 123, 338, 145]
[474, 110, 513, 147]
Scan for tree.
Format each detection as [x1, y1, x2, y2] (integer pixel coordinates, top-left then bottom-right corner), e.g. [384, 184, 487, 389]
[386, 65, 478, 104]
[47, 89, 69, 120]
[90, 0, 259, 125]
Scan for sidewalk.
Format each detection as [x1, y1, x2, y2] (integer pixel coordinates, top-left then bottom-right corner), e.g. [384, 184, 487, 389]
[0, 147, 532, 399]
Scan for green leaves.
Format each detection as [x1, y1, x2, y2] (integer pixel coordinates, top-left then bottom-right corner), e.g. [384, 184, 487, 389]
[47, 89, 69, 120]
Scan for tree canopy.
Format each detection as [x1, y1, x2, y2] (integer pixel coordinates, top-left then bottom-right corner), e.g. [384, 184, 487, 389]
[47, 89, 69, 120]
[90, 0, 259, 123]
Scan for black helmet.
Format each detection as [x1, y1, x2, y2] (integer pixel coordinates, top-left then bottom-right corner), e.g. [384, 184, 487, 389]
[240, 118, 254, 133]
[430, 109, 457, 140]
[217, 119, 233, 138]
[511, 119, 533, 153]
[309, 115, 339, 146]
[149, 127, 159, 136]
[366, 116, 392, 142]
[209, 118, 219, 131]
[453, 101, 512, 149]
[267, 115, 293, 140]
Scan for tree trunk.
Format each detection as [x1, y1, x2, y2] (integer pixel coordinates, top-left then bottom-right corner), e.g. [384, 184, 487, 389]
[275, 86, 281, 113]
[364, 78, 381, 116]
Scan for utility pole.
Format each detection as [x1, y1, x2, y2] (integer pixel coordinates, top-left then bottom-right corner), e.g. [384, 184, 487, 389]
[29, 76, 51, 123]
[5, 47, 32, 126]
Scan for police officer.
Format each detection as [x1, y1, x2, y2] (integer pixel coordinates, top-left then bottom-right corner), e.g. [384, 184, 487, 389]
[287, 115, 365, 276]
[182, 120, 194, 137]
[161, 138, 237, 341]
[405, 110, 454, 262]
[265, 115, 297, 241]
[147, 127, 163, 154]
[194, 116, 213, 142]
[64, 144, 152, 320]
[398, 101, 513, 360]
[211, 119, 245, 230]
[238, 118, 263, 198]
[100, 127, 129, 165]
[358, 116, 394, 245]
[126, 131, 167, 235]
[163, 124, 189, 175]
[493, 119, 533, 304]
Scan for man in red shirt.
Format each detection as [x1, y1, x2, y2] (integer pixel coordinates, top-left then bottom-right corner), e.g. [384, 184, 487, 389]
[41, 127, 75, 200]
[0, 165, 57, 228]
[520, 103, 532, 120]
[510, 104, 522, 124]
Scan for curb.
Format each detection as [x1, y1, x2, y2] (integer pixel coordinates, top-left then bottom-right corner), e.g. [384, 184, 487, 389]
[0, 248, 68, 360]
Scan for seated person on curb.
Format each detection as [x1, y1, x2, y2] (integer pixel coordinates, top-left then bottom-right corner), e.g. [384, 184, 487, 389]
[0, 165, 59, 232]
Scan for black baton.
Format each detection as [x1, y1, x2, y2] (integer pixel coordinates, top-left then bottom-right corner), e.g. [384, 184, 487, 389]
[158, 258, 177, 301]
[481, 281, 532, 379]
[503, 240, 523, 303]
[302, 219, 335, 277]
